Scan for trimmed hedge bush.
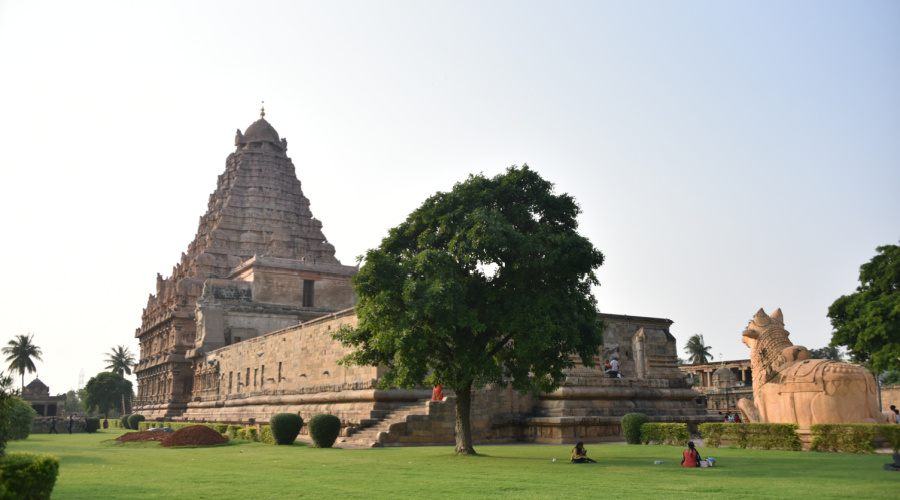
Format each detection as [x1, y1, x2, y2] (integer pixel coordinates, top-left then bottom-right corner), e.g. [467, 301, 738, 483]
[0, 453, 60, 500]
[308, 414, 341, 448]
[809, 424, 900, 453]
[879, 424, 900, 452]
[259, 425, 275, 445]
[246, 427, 258, 442]
[270, 413, 303, 445]
[699, 423, 800, 450]
[121, 414, 133, 429]
[621, 413, 649, 445]
[8, 398, 36, 441]
[85, 418, 101, 434]
[226, 425, 242, 440]
[128, 414, 145, 430]
[697, 423, 728, 448]
[810, 423, 875, 453]
[640, 423, 690, 446]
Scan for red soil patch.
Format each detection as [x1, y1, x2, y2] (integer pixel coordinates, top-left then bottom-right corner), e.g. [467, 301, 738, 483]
[115, 431, 168, 443]
[161, 425, 229, 447]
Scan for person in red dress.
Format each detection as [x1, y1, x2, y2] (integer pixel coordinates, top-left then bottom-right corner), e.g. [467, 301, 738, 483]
[681, 441, 701, 467]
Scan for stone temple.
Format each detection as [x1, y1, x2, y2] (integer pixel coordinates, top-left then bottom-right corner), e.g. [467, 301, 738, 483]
[133, 111, 713, 445]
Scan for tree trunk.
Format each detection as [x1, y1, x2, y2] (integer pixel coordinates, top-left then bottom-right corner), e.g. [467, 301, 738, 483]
[454, 381, 476, 455]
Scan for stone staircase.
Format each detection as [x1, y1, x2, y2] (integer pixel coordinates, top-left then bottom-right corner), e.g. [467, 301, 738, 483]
[338, 400, 432, 448]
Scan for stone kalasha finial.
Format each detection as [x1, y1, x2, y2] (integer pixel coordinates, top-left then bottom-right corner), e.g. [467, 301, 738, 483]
[260, 101, 265, 118]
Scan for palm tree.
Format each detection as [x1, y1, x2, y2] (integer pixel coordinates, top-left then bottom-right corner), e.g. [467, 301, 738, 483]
[104, 345, 136, 376]
[683, 334, 713, 364]
[2, 334, 43, 390]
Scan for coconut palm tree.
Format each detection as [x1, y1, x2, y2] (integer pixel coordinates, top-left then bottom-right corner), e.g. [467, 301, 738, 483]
[104, 345, 136, 376]
[2, 333, 43, 391]
[683, 334, 713, 364]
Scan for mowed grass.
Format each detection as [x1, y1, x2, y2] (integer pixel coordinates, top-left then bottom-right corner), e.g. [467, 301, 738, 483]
[8, 428, 898, 499]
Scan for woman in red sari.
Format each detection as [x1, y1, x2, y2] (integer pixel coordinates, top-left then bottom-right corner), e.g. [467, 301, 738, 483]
[681, 441, 701, 467]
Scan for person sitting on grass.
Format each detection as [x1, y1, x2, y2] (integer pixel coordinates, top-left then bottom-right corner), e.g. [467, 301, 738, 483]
[570, 442, 597, 463]
[681, 441, 701, 467]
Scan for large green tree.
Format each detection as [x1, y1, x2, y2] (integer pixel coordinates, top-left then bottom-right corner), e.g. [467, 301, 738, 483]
[683, 334, 713, 364]
[828, 243, 900, 373]
[84, 372, 133, 418]
[2, 333, 42, 390]
[334, 166, 605, 455]
[104, 345, 137, 377]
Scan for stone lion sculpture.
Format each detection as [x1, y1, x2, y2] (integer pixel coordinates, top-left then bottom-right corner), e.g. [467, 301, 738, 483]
[737, 308, 892, 426]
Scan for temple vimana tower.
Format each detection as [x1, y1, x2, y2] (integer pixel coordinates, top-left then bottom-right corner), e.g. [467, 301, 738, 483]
[133, 110, 713, 445]
[134, 109, 358, 419]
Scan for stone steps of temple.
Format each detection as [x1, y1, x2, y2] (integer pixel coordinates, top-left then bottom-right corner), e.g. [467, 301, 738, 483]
[338, 400, 431, 447]
[533, 407, 709, 418]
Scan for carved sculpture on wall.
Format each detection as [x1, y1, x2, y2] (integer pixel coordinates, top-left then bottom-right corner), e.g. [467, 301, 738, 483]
[737, 308, 892, 426]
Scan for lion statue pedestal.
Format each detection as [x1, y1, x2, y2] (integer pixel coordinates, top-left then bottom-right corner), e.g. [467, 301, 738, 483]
[738, 308, 892, 426]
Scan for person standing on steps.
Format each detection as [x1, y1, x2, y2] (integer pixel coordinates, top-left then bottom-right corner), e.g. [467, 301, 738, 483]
[610, 358, 619, 378]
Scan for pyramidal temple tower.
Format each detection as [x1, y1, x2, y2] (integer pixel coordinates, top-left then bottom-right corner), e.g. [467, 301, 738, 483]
[134, 110, 358, 419]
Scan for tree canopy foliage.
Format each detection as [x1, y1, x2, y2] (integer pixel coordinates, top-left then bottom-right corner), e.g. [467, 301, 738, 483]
[683, 334, 713, 364]
[65, 389, 86, 414]
[334, 166, 605, 454]
[828, 243, 900, 373]
[2, 333, 42, 390]
[0, 372, 17, 457]
[881, 370, 900, 386]
[84, 372, 133, 418]
[104, 345, 137, 377]
[808, 346, 843, 361]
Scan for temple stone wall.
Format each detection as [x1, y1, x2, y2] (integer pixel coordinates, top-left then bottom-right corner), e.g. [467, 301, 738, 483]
[882, 385, 900, 411]
[177, 311, 714, 446]
[209, 309, 373, 395]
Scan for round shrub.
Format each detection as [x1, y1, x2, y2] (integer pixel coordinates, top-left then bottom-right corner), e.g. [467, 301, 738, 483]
[259, 425, 275, 445]
[0, 452, 60, 500]
[621, 412, 649, 444]
[8, 398, 36, 441]
[308, 414, 341, 448]
[226, 424, 242, 439]
[120, 414, 133, 429]
[128, 414, 145, 430]
[85, 418, 101, 433]
[269, 413, 303, 445]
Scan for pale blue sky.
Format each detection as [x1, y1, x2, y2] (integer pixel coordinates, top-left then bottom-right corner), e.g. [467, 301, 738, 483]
[0, 1, 897, 393]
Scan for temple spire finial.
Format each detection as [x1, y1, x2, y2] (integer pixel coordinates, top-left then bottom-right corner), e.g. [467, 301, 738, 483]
[260, 100, 265, 118]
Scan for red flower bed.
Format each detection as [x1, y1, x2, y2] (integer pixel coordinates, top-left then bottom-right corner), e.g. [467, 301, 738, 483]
[115, 431, 167, 443]
[161, 425, 229, 447]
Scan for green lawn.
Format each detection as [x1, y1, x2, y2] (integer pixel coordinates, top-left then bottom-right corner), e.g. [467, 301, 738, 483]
[8, 429, 898, 499]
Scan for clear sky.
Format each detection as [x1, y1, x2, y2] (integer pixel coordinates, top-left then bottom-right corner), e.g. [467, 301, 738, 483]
[0, 1, 897, 395]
